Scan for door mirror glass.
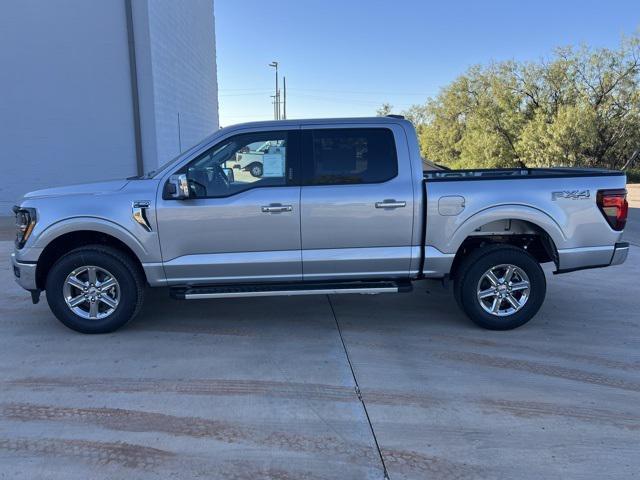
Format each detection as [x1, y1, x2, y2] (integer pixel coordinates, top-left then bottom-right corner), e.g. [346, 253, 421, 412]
[166, 174, 190, 199]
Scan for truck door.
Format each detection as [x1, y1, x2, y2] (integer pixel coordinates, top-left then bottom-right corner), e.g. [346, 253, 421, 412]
[300, 124, 415, 280]
[155, 129, 302, 285]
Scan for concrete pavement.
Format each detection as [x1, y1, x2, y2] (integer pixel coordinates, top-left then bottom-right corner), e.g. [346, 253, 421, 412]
[2, 246, 639, 479]
[623, 183, 639, 246]
[0, 251, 384, 479]
[0, 186, 638, 479]
[0, 216, 12, 241]
[331, 257, 640, 479]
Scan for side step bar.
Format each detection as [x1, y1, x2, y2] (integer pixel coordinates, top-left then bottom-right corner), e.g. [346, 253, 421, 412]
[170, 281, 412, 300]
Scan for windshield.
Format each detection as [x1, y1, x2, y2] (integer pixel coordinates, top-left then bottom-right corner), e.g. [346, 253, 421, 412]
[146, 156, 181, 178]
[141, 150, 190, 179]
[139, 134, 221, 179]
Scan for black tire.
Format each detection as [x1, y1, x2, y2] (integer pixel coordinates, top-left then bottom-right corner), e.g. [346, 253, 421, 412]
[454, 244, 546, 330]
[249, 163, 263, 178]
[45, 245, 145, 334]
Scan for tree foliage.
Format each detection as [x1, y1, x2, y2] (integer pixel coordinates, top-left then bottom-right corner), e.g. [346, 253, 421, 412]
[386, 34, 640, 170]
[375, 102, 393, 117]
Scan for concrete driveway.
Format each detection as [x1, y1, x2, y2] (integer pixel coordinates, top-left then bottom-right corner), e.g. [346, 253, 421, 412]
[623, 183, 640, 246]
[0, 188, 638, 479]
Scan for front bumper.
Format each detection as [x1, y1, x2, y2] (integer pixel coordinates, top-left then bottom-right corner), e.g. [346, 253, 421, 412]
[11, 252, 38, 291]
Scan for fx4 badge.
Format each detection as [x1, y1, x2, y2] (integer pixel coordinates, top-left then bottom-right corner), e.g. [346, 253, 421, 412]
[551, 190, 590, 201]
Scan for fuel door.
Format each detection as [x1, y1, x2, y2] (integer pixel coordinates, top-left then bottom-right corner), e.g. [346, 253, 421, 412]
[438, 196, 466, 216]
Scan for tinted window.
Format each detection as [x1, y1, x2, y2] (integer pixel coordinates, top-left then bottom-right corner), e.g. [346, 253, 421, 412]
[181, 131, 292, 198]
[305, 128, 397, 185]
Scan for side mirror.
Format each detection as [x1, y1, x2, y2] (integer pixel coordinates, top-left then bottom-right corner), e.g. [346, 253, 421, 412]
[165, 174, 190, 199]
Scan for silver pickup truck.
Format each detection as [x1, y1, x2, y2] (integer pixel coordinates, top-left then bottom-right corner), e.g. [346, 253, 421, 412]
[11, 117, 629, 333]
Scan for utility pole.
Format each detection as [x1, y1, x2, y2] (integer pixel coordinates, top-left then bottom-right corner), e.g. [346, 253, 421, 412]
[269, 61, 279, 119]
[283, 76, 287, 120]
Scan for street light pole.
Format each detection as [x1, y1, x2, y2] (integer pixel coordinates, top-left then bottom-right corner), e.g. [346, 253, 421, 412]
[269, 61, 279, 120]
[283, 76, 287, 120]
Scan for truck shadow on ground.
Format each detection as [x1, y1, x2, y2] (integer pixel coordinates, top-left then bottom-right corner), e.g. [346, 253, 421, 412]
[129, 279, 472, 336]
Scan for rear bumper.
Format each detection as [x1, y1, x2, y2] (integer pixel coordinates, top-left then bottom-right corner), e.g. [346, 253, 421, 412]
[610, 242, 629, 266]
[11, 253, 38, 291]
[555, 242, 628, 274]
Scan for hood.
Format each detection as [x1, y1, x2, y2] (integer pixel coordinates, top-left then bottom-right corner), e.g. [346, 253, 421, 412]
[21, 179, 130, 201]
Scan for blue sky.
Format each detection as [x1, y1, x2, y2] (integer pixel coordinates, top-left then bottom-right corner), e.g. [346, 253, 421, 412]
[215, 0, 639, 126]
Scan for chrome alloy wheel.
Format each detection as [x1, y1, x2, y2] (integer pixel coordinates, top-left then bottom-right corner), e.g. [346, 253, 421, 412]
[476, 264, 530, 317]
[63, 266, 120, 320]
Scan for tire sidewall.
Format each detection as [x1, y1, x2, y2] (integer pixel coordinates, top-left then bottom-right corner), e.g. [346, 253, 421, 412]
[459, 248, 546, 330]
[45, 249, 140, 334]
[250, 163, 263, 177]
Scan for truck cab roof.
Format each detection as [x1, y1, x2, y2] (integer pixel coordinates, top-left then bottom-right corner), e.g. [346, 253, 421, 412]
[222, 116, 412, 130]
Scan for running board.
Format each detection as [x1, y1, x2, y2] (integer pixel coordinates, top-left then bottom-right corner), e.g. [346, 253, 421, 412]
[170, 281, 412, 300]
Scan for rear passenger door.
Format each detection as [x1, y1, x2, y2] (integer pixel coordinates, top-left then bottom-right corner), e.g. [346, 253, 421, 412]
[300, 124, 415, 280]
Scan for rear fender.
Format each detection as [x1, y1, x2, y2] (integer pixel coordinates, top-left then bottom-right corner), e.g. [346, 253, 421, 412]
[444, 204, 566, 254]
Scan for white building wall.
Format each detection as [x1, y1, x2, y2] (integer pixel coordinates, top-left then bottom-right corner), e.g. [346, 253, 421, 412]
[0, 1, 138, 213]
[133, 0, 219, 170]
[0, 0, 218, 213]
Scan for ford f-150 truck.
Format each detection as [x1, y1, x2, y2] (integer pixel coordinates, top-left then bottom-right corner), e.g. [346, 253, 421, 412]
[11, 117, 629, 333]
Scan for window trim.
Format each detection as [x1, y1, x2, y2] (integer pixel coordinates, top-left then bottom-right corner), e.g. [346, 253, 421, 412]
[163, 130, 301, 200]
[301, 127, 399, 187]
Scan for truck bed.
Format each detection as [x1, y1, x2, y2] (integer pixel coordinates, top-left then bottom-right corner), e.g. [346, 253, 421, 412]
[420, 165, 627, 277]
[424, 167, 624, 181]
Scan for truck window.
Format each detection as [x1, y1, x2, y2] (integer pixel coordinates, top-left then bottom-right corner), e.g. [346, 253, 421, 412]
[181, 131, 292, 198]
[304, 128, 397, 185]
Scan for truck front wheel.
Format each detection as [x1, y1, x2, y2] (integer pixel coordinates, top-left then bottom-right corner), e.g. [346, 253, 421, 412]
[45, 245, 145, 334]
[454, 245, 546, 330]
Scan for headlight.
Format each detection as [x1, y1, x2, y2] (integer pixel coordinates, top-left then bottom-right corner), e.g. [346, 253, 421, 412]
[13, 206, 37, 249]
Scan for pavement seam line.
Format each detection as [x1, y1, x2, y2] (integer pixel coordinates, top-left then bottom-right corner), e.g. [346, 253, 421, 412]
[327, 295, 391, 480]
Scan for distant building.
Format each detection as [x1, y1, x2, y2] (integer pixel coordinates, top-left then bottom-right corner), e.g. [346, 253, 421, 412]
[0, 0, 219, 212]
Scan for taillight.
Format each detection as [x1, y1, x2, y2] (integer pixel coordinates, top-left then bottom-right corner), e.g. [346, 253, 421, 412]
[596, 189, 628, 231]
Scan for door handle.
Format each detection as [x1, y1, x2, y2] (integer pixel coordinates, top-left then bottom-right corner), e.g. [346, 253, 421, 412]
[375, 199, 406, 209]
[261, 204, 293, 213]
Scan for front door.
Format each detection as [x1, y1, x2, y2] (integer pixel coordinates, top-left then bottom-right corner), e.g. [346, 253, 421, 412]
[300, 125, 415, 280]
[156, 129, 302, 285]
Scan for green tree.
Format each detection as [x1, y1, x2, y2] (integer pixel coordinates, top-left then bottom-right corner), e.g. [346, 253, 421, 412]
[384, 32, 640, 171]
[376, 102, 394, 117]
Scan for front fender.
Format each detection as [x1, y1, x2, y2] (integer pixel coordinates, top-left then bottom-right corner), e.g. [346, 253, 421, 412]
[26, 217, 152, 263]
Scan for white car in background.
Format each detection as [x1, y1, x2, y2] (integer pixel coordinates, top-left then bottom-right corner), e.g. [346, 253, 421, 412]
[233, 140, 286, 177]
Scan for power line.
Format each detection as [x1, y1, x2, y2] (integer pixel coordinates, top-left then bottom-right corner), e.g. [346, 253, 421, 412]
[219, 91, 271, 97]
[287, 93, 416, 107]
[219, 87, 436, 97]
[218, 88, 272, 92]
[288, 87, 437, 96]
[222, 115, 274, 119]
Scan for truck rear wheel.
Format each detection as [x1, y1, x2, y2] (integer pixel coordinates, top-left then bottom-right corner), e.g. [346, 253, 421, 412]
[45, 245, 145, 334]
[249, 163, 263, 177]
[454, 244, 546, 330]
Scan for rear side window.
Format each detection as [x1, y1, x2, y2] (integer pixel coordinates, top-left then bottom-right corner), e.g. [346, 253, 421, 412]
[304, 128, 398, 185]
